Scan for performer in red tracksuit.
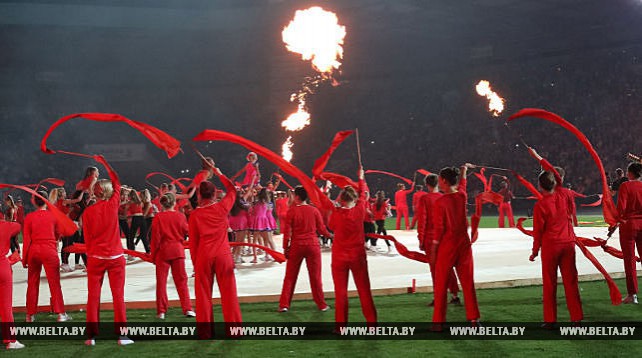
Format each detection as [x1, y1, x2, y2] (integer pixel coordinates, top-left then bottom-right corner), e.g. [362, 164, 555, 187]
[81, 155, 133, 345]
[529, 170, 583, 325]
[279, 186, 332, 312]
[409, 185, 426, 230]
[394, 182, 414, 230]
[431, 164, 480, 327]
[616, 162, 642, 304]
[0, 219, 24, 349]
[416, 174, 460, 306]
[22, 191, 69, 322]
[151, 193, 195, 319]
[329, 169, 377, 328]
[497, 179, 516, 228]
[188, 168, 242, 339]
[275, 192, 290, 234]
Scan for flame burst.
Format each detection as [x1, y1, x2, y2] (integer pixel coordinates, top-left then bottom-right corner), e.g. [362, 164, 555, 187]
[282, 136, 294, 162]
[475, 80, 505, 117]
[282, 6, 346, 75]
[281, 103, 311, 131]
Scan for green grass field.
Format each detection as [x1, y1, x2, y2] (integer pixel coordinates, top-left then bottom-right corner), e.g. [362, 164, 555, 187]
[384, 215, 607, 231]
[9, 278, 642, 357]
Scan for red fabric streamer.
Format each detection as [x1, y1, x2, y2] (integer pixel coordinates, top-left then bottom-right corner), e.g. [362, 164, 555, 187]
[193, 130, 333, 212]
[41, 113, 182, 158]
[512, 171, 543, 200]
[581, 194, 603, 207]
[473, 168, 490, 192]
[125, 249, 153, 263]
[229, 242, 286, 263]
[416, 169, 432, 176]
[366, 233, 429, 263]
[574, 239, 622, 305]
[37, 178, 66, 188]
[365, 170, 412, 185]
[0, 183, 77, 237]
[311, 130, 354, 179]
[508, 108, 617, 226]
[273, 173, 294, 190]
[516, 217, 533, 236]
[319, 172, 358, 189]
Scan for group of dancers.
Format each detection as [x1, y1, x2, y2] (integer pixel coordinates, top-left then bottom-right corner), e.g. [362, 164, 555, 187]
[2, 136, 642, 349]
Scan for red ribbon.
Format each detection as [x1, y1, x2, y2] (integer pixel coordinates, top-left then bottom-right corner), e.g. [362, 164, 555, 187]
[366, 233, 429, 263]
[581, 194, 603, 207]
[273, 173, 294, 190]
[41, 113, 182, 158]
[508, 109, 617, 226]
[312, 130, 354, 179]
[0, 184, 77, 237]
[416, 169, 432, 176]
[365, 170, 412, 185]
[319, 172, 358, 189]
[193, 130, 334, 212]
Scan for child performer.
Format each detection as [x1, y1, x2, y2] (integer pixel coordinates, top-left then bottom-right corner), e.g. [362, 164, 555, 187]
[81, 155, 133, 346]
[431, 164, 480, 328]
[529, 170, 583, 326]
[615, 162, 642, 304]
[278, 186, 332, 312]
[394, 182, 415, 230]
[0, 217, 24, 349]
[22, 191, 70, 323]
[151, 193, 195, 319]
[416, 174, 460, 306]
[233, 152, 260, 188]
[188, 167, 242, 339]
[497, 179, 516, 228]
[329, 168, 377, 329]
[370, 191, 391, 252]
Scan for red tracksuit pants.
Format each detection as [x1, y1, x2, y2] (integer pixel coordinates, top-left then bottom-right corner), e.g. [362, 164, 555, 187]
[433, 242, 479, 323]
[0, 260, 16, 343]
[620, 221, 642, 295]
[194, 251, 242, 339]
[279, 244, 326, 309]
[26, 245, 65, 315]
[541, 242, 583, 322]
[332, 254, 377, 327]
[428, 262, 459, 296]
[86, 256, 127, 338]
[156, 257, 192, 315]
[498, 202, 515, 228]
[396, 207, 409, 230]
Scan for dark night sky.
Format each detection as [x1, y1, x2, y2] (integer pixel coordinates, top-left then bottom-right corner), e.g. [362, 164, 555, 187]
[0, 0, 640, 197]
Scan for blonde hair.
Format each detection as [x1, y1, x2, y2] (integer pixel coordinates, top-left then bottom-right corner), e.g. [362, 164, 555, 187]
[160, 193, 176, 209]
[94, 179, 114, 200]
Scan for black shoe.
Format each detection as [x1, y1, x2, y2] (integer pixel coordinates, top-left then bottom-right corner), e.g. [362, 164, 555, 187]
[470, 320, 482, 327]
[427, 300, 435, 307]
[449, 297, 461, 305]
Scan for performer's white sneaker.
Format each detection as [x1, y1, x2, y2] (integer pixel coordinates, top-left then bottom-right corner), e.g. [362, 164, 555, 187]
[118, 336, 135, 345]
[75, 264, 86, 270]
[278, 307, 288, 313]
[60, 264, 73, 273]
[25, 314, 35, 322]
[157, 313, 165, 320]
[84, 339, 96, 346]
[6, 341, 25, 350]
[57, 313, 72, 322]
[623, 294, 639, 304]
[320, 305, 331, 312]
[185, 310, 196, 317]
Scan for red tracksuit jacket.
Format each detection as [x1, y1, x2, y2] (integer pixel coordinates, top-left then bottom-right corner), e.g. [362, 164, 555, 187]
[82, 166, 123, 258]
[151, 211, 188, 262]
[282, 204, 330, 249]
